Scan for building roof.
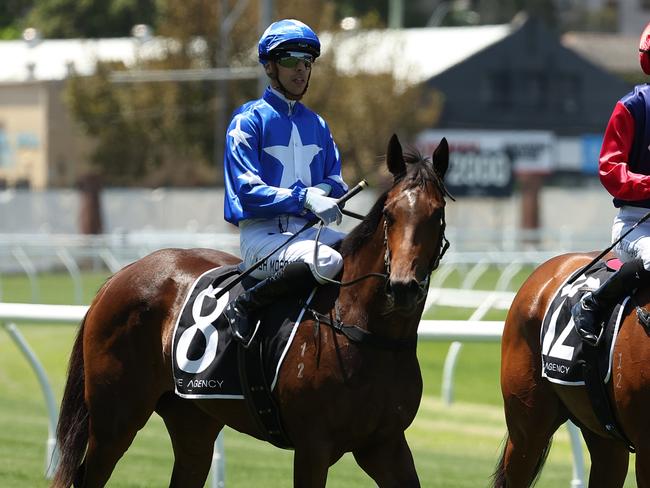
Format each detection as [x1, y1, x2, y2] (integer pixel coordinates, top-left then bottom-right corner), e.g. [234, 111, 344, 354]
[0, 37, 169, 83]
[1, 23, 638, 86]
[2, 25, 511, 86]
[324, 24, 511, 85]
[561, 31, 639, 74]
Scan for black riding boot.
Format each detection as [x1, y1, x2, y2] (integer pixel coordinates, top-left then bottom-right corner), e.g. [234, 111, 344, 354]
[572, 258, 650, 346]
[224, 261, 318, 347]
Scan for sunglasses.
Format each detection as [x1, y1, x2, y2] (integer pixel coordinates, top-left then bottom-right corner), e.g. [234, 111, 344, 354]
[276, 52, 314, 69]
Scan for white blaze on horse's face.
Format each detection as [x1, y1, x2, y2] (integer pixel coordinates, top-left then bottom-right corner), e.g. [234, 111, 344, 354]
[405, 188, 417, 207]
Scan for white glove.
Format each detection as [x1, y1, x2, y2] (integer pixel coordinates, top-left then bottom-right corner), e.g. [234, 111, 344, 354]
[304, 188, 342, 225]
[310, 183, 332, 196]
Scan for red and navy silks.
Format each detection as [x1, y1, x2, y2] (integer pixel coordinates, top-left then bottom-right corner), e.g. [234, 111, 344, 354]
[599, 84, 650, 209]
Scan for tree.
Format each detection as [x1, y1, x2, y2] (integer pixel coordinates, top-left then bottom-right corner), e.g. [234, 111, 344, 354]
[307, 49, 442, 185]
[0, 0, 34, 39]
[65, 0, 441, 187]
[25, 0, 157, 38]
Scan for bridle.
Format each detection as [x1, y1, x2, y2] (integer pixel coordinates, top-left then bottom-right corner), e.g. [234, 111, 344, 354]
[380, 205, 450, 305]
[307, 199, 451, 351]
[312, 199, 451, 297]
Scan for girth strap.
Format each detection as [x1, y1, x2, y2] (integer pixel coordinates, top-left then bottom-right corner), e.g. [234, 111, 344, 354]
[580, 344, 635, 452]
[237, 341, 293, 449]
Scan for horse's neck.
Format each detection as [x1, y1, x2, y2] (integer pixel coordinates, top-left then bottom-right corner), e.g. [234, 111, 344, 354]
[337, 230, 422, 339]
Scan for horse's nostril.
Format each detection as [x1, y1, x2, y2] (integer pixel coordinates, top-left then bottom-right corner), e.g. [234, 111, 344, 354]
[388, 279, 419, 300]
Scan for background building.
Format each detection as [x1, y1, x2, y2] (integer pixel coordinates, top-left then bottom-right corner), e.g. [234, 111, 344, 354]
[0, 36, 161, 189]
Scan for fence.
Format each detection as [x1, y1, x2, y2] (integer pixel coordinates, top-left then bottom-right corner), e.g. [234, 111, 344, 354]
[1, 301, 587, 488]
[0, 232, 558, 304]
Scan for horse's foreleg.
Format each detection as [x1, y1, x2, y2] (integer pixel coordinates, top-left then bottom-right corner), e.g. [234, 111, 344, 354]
[156, 393, 224, 488]
[581, 428, 628, 487]
[352, 432, 419, 487]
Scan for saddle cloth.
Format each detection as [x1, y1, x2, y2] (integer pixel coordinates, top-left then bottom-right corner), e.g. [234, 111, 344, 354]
[171, 264, 314, 399]
[540, 261, 630, 386]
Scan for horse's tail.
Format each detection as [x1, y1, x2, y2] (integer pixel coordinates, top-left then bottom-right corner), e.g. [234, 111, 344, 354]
[491, 434, 553, 487]
[50, 314, 89, 488]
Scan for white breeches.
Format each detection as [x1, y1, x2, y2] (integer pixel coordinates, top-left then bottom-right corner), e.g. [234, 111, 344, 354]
[239, 216, 346, 283]
[612, 206, 650, 271]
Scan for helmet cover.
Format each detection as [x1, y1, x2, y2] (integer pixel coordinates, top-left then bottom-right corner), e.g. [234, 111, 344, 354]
[258, 19, 320, 64]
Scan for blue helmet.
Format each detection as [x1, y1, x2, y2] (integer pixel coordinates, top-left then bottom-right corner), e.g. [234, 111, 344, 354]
[258, 19, 321, 64]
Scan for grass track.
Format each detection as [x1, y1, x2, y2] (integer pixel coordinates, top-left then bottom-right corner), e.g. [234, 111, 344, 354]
[0, 270, 639, 486]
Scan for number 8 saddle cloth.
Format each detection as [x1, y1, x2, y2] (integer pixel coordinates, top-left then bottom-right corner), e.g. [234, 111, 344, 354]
[540, 260, 630, 386]
[171, 264, 316, 399]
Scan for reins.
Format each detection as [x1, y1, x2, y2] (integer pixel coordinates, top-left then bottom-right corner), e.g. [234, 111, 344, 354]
[310, 221, 388, 286]
[210, 180, 368, 302]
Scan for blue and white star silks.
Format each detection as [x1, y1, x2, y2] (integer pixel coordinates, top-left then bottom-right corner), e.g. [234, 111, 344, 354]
[264, 122, 322, 188]
[223, 87, 348, 225]
[228, 115, 253, 150]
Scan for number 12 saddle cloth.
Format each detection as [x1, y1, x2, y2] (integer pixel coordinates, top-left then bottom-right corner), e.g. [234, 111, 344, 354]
[540, 261, 630, 386]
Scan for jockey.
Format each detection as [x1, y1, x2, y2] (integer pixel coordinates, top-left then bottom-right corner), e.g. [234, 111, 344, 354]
[222, 19, 348, 347]
[572, 21, 650, 346]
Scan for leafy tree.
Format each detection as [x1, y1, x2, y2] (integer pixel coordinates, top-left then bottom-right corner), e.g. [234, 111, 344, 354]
[307, 48, 442, 185]
[25, 0, 157, 38]
[0, 0, 34, 39]
[64, 0, 258, 186]
[65, 0, 441, 187]
[337, 0, 559, 29]
[475, 0, 556, 28]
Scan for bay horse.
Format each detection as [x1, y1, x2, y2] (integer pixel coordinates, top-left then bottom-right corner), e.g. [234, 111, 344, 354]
[494, 252, 650, 487]
[51, 134, 451, 488]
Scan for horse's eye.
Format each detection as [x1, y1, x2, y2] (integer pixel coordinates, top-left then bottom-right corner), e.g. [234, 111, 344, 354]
[431, 208, 443, 223]
[383, 209, 394, 224]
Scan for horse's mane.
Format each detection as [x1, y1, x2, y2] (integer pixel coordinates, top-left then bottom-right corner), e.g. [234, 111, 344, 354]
[340, 151, 445, 258]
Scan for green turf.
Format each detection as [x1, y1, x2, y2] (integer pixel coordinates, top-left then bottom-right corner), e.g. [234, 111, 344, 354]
[0, 270, 110, 304]
[0, 270, 639, 486]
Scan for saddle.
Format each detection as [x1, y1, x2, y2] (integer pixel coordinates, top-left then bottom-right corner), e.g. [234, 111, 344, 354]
[541, 259, 636, 450]
[171, 264, 339, 448]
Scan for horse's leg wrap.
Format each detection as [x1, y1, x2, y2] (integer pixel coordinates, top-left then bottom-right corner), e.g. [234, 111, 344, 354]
[224, 261, 317, 347]
[573, 258, 650, 346]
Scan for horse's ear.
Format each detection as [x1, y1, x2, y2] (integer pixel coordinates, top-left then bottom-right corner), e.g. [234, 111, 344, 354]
[386, 134, 405, 177]
[432, 137, 449, 180]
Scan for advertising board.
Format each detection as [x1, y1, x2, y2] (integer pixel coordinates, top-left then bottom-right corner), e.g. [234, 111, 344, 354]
[416, 129, 554, 197]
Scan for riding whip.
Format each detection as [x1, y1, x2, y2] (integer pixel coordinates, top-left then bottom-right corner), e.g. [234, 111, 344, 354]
[213, 179, 369, 299]
[567, 208, 650, 285]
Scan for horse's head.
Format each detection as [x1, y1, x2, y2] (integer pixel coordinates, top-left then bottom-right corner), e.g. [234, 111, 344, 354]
[340, 134, 451, 317]
[382, 134, 450, 313]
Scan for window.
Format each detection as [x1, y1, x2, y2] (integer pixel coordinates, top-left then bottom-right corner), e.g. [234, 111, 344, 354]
[487, 71, 512, 109]
[522, 72, 548, 108]
[555, 73, 581, 113]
